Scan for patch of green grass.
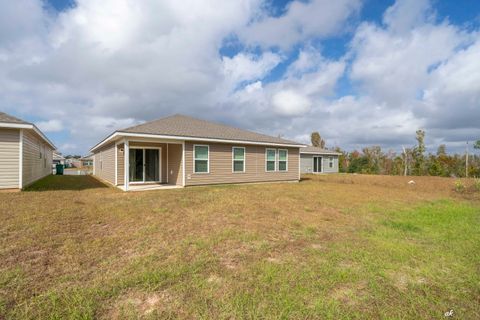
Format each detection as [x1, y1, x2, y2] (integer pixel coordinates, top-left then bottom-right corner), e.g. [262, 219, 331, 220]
[24, 175, 109, 191]
[382, 220, 421, 232]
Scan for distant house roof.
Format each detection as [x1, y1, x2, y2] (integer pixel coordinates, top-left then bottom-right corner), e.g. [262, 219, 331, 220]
[300, 146, 342, 155]
[91, 114, 304, 151]
[53, 151, 65, 160]
[0, 112, 56, 149]
[0, 112, 31, 125]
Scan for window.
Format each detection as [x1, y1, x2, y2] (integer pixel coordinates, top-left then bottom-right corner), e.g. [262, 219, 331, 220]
[278, 149, 288, 171]
[194, 145, 209, 173]
[266, 148, 276, 172]
[232, 147, 245, 172]
[329, 156, 334, 168]
[39, 143, 42, 159]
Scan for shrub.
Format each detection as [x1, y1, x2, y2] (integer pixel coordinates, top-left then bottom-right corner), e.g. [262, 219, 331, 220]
[454, 180, 466, 193]
[474, 179, 480, 192]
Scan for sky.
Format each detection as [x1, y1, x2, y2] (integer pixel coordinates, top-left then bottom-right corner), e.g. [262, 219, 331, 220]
[0, 0, 479, 155]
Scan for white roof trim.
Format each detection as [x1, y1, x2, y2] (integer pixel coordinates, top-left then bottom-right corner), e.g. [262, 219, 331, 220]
[0, 122, 56, 149]
[0, 122, 31, 129]
[300, 151, 342, 155]
[91, 131, 305, 152]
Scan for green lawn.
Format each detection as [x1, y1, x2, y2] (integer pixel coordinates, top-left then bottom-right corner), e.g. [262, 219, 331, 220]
[0, 174, 479, 319]
[24, 175, 108, 191]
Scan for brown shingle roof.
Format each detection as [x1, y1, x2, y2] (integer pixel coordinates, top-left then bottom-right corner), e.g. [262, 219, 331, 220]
[300, 146, 342, 155]
[0, 112, 31, 124]
[119, 114, 303, 146]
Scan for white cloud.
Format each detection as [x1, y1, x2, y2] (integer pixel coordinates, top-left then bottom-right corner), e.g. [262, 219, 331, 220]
[37, 119, 64, 132]
[383, 0, 433, 34]
[222, 52, 282, 85]
[345, 0, 480, 150]
[240, 0, 361, 49]
[0, 0, 478, 155]
[272, 90, 312, 116]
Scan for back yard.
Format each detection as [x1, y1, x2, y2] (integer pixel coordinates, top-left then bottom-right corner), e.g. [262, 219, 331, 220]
[0, 174, 479, 319]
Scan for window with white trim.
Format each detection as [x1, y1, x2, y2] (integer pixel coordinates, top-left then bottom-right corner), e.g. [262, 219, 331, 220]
[266, 148, 276, 172]
[329, 156, 334, 168]
[278, 149, 288, 171]
[232, 147, 245, 172]
[194, 145, 209, 173]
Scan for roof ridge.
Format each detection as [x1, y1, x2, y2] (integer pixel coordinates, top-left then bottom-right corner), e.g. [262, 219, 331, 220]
[119, 113, 297, 143]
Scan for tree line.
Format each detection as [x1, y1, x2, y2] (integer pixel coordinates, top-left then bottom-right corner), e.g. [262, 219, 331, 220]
[310, 131, 480, 178]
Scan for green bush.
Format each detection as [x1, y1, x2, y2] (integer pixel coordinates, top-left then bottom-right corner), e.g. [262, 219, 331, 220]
[473, 179, 480, 192]
[454, 180, 466, 193]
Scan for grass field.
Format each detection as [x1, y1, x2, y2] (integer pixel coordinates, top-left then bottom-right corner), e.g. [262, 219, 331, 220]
[1, 174, 479, 319]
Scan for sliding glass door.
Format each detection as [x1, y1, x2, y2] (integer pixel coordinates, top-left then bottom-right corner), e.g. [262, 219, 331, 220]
[129, 149, 144, 182]
[129, 148, 160, 183]
[313, 156, 322, 173]
[145, 149, 159, 182]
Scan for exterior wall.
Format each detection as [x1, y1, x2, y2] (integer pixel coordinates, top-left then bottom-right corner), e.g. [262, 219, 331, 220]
[22, 129, 53, 187]
[167, 143, 183, 185]
[93, 142, 115, 185]
[184, 141, 300, 186]
[0, 128, 20, 189]
[115, 142, 183, 186]
[300, 154, 339, 174]
[117, 143, 124, 185]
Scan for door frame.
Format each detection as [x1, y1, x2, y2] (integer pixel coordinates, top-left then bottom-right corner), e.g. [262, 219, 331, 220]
[312, 156, 323, 173]
[129, 147, 162, 184]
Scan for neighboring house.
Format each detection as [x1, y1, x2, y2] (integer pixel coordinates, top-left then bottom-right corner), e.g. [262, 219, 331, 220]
[80, 155, 93, 167]
[90, 114, 305, 191]
[64, 157, 77, 168]
[0, 112, 56, 190]
[53, 151, 65, 165]
[300, 146, 341, 174]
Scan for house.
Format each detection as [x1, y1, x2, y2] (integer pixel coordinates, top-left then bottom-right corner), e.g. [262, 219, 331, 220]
[90, 114, 305, 191]
[0, 112, 56, 190]
[300, 146, 341, 174]
[53, 151, 65, 165]
[64, 156, 80, 168]
[80, 155, 93, 167]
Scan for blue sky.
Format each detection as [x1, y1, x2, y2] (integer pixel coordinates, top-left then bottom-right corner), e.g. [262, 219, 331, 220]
[1, 0, 480, 155]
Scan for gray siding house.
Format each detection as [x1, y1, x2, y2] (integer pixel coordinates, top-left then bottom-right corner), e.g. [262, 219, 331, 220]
[300, 146, 341, 174]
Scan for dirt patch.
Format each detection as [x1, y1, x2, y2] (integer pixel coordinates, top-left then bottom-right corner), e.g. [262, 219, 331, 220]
[386, 269, 428, 291]
[330, 281, 367, 307]
[107, 290, 177, 319]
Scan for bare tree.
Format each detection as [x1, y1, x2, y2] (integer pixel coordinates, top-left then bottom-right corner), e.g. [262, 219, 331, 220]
[402, 146, 410, 176]
[310, 132, 325, 148]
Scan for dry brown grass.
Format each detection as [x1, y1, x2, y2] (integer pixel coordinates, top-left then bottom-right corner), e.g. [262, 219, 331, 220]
[0, 174, 479, 319]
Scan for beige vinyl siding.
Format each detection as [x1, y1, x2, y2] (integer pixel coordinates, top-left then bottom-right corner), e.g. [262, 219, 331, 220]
[0, 129, 20, 189]
[184, 141, 299, 186]
[117, 143, 124, 185]
[167, 143, 183, 185]
[22, 129, 53, 187]
[93, 142, 115, 185]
